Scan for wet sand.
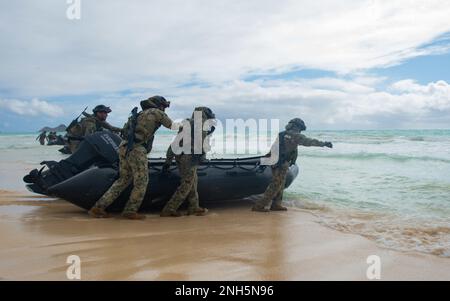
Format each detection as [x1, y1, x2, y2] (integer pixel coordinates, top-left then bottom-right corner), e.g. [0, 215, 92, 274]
[1, 190, 449, 280]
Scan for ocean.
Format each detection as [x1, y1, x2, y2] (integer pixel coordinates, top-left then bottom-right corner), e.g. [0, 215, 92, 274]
[1, 129, 449, 257]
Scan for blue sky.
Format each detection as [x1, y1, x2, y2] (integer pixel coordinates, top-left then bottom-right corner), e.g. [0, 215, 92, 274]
[1, 0, 450, 132]
[375, 52, 450, 85]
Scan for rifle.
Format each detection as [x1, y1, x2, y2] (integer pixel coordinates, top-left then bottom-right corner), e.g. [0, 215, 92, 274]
[126, 107, 139, 156]
[66, 107, 88, 133]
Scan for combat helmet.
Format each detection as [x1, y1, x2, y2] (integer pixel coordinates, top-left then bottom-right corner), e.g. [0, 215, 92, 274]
[140, 96, 170, 110]
[192, 106, 216, 120]
[92, 105, 112, 114]
[286, 118, 306, 131]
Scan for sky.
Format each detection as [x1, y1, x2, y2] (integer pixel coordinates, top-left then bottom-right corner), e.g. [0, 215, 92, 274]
[1, 0, 450, 132]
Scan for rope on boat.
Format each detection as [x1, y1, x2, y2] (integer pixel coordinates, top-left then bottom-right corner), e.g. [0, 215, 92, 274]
[148, 158, 268, 173]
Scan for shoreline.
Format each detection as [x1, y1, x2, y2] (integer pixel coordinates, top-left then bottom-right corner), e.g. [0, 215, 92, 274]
[0, 189, 449, 280]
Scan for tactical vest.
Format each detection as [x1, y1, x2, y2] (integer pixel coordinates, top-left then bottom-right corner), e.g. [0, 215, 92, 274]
[67, 121, 83, 137]
[122, 108, 163, 152]
[85, 117, 103, 132]
[276, 131, 299, 167]
[70, 116, 102, 137]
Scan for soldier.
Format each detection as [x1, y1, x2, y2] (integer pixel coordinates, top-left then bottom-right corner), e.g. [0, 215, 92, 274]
[47, 132, 57, 145]
[67, 105, 122, 153]
[160, 107, 216, 217]
[36, 131, 47, 145]
[88, 96, 175, 220]
[81, 105, 122, 136]
[252, 118, 333, 212]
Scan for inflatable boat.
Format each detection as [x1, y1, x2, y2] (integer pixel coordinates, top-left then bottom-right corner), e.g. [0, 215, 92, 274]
[23, 132, 299, 211]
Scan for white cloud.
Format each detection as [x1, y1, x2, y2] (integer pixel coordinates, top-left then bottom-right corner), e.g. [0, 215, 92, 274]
[0, 98, 63, 117]
[85, 77, 449, 130]
[1, 1, 450, 129]
[2, 77, 448, 130]
[0, 0, 450, 97]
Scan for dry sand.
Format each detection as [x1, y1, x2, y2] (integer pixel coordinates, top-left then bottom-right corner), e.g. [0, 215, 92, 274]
[0, 189, 449, 281]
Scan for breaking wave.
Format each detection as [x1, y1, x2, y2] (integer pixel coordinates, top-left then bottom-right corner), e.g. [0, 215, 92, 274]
[302, 151, 450, 164]
[319, 217, 450, 257]
[290, 198, 450, 258]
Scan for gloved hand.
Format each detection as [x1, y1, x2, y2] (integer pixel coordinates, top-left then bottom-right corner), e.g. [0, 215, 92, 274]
[323, 142, 333, 148]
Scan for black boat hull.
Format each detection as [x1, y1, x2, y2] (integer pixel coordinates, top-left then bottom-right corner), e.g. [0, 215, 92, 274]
[24, 132, 300, 211]
[47, 158, 299, 211]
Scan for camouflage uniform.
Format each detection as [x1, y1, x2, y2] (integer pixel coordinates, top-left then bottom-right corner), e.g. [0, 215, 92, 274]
[92, 106, 173, 214]
[67, 140, 81, 154]
[254, 129, 331, 210]
[162, 152, 201, 213]
[260, 162, 290, 209]
[81, 115, 122, 136]
[161, 108, 215, 216]
[47, 132, 57, 144]
[95, 144, 149, 213]
[68, 115, 122, 153]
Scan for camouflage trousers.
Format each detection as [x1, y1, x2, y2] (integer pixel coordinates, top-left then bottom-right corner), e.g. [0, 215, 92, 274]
[94, 145, 149, 214]
[162, 155, 200, 212]
[255, 163, 289, 208]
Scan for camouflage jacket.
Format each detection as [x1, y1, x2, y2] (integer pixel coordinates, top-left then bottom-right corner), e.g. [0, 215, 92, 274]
[122, 108, 173, 153]
[271, 130, 327, 167]
[80, 116, 122, 136]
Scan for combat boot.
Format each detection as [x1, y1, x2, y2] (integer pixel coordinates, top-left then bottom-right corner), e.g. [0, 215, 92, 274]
[88, 207, 112, 218]
[252, 205, 270, 212]
[160, 210, 183, 217]
[122, 212, 146, 220]
[188, 207, 208, 216]
[270, 204, 288, 211]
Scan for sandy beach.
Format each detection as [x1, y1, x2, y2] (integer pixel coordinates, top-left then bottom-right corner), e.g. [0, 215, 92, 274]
[1, 188, 449, 281]
[2, 0, 450, 282]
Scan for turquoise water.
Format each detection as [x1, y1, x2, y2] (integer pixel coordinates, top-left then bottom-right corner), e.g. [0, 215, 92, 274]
[286, 130, 450, 257]
[1, 130, 450, 257]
